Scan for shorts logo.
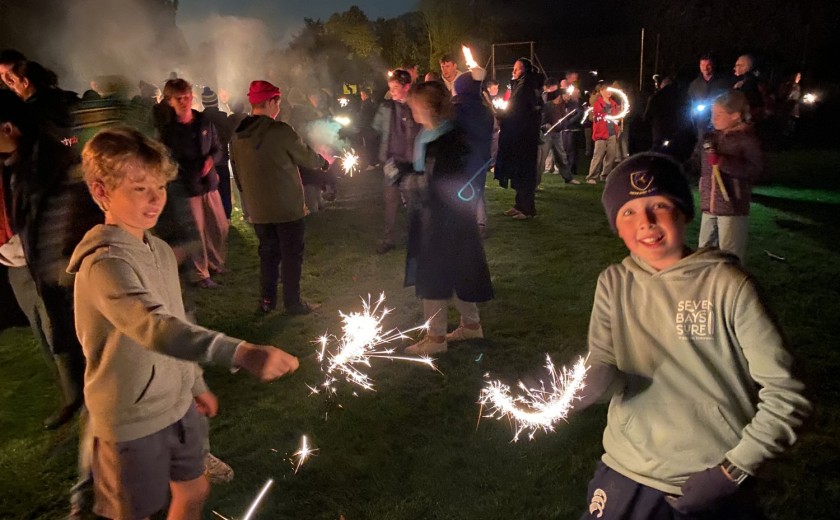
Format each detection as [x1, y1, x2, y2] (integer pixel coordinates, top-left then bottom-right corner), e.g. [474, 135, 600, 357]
[629, 171, 653, 194]
[589, 488, 607, 518]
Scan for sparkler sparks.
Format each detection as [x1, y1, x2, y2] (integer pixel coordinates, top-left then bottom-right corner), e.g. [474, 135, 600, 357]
[478, 355, 588, 442]
[310, 293, 436, 395]
[462, 45, 478, 69]
[337, 149, 360, 176]
[492, 97, 508, 111]
[242, 478, 274, 520]
[605, 87, 630, 122]
[334, 115, 352, 127]
[291, 435, 318, 474]
[802, 92, 817, 104]
[338, 97, 350, 108]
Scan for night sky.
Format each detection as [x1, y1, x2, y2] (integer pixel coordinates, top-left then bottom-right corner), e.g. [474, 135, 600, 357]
[178, 0, 417, 44]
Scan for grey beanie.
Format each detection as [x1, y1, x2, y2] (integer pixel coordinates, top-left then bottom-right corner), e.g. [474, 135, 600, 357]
[602, 153, 694, 233]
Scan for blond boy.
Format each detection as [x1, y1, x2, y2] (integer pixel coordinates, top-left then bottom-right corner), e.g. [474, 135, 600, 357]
[68, 127, 298, 520]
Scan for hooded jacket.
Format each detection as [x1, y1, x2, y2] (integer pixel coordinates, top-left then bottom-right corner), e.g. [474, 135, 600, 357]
[67, 225, 241, 442]
[700, 125, 763, 216]
[587, 248, 810, 494]
[230, 115, 327, 224]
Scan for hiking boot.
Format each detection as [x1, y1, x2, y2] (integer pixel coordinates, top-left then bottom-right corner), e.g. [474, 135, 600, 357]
[285, 300, 321, 316]
[376, 241, 395, 255]
[205, 453, 234, 484]
[446, 325, 484, 342]
[197, 278, 221, 289]
[405, 337, 448, 355]
[43, 399, 83, 430]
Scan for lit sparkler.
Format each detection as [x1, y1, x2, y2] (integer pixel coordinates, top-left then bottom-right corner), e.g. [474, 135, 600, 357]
[310, 293, 436, 395]
[590, 70, 598, 76]
[338, 97, 350, 107]
[462, 45, 478, 69]
[802, 93, 817, 104]
[241, 478, 274, 520]
[565, 85, 575, 96]
[291, 435, 318, 474]
[338, 148, 360, 176]
[334, 115, 352, 127]
[492, 97, 508, 111]
[478, 355, 588, 442]
[605, 87, 630, 122]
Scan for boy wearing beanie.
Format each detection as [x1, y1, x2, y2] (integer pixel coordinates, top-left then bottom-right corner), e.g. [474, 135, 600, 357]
[577, 153, 810, 519]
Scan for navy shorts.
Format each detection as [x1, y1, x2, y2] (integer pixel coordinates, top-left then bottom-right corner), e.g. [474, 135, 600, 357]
[580, 462, 764, 520]
[91, 405, 205, 520]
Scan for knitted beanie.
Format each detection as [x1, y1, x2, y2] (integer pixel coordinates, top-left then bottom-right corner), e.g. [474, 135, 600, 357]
[602, 152, 694, 233]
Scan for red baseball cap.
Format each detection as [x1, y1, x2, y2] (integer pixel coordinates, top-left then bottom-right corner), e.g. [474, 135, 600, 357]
[247, 80, 281, 105]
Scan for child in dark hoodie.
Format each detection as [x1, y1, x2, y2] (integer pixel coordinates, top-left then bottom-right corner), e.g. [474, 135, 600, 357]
[68, 126, 299, 520]
[576, 153, 809, 519]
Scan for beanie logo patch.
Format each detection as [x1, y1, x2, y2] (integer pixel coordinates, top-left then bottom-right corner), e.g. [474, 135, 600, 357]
[629, 171, 655, 195]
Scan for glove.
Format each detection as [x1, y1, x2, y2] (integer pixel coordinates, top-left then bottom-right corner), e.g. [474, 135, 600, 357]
[665, 466, 738, 514]
[707, 152, 720, 166]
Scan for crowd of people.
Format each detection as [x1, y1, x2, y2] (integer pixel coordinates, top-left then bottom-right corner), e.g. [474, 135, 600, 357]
[0, 45, 812, 520]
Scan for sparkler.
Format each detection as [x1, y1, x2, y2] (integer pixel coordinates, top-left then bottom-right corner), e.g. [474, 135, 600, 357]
[565, 85, 575, 96]
[310, 293, 436, 395]
[334, 115, 352, 127]
[338, 97, 350, 108]
[604, 87, 630, 122]
[492, 97, 508, 111]
[802, 93, 817, 104]
[338, 148, 360, 176]
[478, 355, 588, 442]
[462, 45, 478, 69]
[241, 478, 274, 520]
[291, 435, 318, 474]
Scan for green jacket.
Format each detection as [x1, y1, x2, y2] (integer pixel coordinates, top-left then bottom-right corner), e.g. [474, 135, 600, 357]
[587, 248, 810, 494]
[230, 115, 326, 223]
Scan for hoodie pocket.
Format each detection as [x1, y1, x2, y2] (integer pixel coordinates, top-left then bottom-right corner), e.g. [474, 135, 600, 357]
[133, 365, 156, 404]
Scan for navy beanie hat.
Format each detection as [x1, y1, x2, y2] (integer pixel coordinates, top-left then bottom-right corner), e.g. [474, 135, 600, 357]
[602, 152, 694, 233]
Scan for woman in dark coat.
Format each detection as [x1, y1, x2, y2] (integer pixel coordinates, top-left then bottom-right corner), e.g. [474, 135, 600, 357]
[494, 58, 543, 219]
[403, 81, 494, 355]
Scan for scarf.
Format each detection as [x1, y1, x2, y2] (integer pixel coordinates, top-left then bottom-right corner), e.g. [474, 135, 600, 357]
[413, 119, 455, 172]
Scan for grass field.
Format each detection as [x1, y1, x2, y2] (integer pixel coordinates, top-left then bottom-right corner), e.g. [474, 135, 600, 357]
[1, 148, 838, 519]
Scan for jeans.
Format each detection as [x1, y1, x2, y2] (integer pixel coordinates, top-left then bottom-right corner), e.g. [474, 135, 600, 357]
[253, 219, 306, 306]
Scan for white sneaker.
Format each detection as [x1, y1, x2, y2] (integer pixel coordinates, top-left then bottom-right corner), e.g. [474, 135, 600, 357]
[446, 325, 484, 342]
[205, 453, 234, 484]
[405, 337, 448, 355]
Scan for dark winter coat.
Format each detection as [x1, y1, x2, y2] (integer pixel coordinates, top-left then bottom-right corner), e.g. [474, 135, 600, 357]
[160, 110, 223, 196]
[202, 106, 234, 161]
[700, 125, 763, 216]
[494, 71, 542, 190]
[3, 133, 102, 354]
[404, 126, 493, 302]
[453, 91, 494, 193]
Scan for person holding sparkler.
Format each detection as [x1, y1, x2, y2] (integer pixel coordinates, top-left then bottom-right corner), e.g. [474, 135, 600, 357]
[585, 82, 621, 184]
[698, 90, 763, 264]
[576, 152, 809, 519]
[402, 81, 493, 355]
[371, 69, 422, 255]
[67, 127, 300, 520]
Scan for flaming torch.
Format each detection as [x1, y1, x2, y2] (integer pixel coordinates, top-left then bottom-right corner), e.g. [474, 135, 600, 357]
[479, 355, 589, 442]
[462, 45, 478, 69]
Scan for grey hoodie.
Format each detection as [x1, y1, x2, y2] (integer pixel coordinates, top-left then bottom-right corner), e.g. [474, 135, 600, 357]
[587, 248, 810, 494]
[68, 224, 241, 442]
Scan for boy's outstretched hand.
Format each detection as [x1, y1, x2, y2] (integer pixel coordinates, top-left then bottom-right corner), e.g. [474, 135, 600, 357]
[234, 343, 300, 382]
